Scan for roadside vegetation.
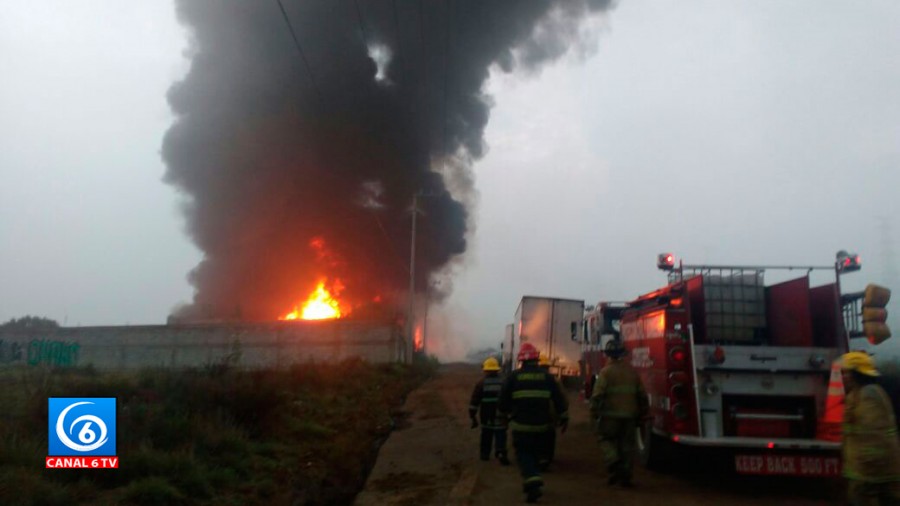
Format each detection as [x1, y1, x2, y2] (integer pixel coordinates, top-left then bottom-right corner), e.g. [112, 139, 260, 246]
[0, 355, 438, 506]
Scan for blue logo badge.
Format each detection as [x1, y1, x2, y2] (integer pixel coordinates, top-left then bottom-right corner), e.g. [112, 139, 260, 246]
[48, 398, 116, 456]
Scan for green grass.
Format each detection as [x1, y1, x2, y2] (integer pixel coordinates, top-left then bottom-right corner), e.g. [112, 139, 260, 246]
[0, 358, 437, 506]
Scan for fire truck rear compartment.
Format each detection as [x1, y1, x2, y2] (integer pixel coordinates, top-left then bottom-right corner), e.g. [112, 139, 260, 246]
[721, 395, 817, 439]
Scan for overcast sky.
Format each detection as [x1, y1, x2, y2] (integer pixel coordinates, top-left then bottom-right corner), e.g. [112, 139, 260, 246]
[2, 1, 898, 359]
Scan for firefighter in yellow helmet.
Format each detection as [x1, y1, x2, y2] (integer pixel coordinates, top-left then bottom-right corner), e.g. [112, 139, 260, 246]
[590, 339, 649, 488]
[840, 351, 900, 505]
[469, 357, 510, 465]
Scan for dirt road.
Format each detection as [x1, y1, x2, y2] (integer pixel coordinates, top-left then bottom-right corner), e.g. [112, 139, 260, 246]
[354, 364, 841, 505]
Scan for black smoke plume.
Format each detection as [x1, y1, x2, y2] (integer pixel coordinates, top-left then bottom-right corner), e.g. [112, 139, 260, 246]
[163, 0, 613, 321]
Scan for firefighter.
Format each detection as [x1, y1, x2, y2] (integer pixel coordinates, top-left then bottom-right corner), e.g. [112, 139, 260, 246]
[469, 357, 510, 465]
[590, 339, 648, 487]
[840, 351, 900, 506]
[537, 353, 557, 470]
[498, 343, 569, 503]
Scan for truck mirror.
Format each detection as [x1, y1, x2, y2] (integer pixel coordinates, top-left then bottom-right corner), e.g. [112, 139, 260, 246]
[571, 322, 578, 340]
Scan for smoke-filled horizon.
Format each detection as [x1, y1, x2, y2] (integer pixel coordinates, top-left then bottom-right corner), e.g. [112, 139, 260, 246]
[162, 0, 613, 320]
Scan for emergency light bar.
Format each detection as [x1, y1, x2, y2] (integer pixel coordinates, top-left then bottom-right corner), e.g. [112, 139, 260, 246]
[836, 250, 861, 273]
[657, 253, 676, 271]
[656, 251, 860, 274]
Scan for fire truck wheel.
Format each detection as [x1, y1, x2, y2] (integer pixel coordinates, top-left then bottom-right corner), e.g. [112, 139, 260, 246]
[637, 421, 672, 471]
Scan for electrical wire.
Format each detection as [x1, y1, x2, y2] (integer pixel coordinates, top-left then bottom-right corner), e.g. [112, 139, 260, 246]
[441, 0, 452, 153]
[371, 213, 410, 275]
[352, 0, 369, 47]
[391, 0, 407, 82]
[275, 0, 321, 99]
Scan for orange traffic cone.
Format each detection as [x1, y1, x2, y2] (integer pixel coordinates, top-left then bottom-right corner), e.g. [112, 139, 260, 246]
[816, 359, 845, 442]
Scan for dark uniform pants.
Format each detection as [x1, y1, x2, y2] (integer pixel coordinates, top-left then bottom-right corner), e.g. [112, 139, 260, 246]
[538, 428, 556, 467]
[512, 431, 544, 491]
[480, 426, 507, 459]
[598, 418, 637, 480]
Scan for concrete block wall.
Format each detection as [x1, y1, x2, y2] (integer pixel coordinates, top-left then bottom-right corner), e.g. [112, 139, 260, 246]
[0, 320, 405, 370]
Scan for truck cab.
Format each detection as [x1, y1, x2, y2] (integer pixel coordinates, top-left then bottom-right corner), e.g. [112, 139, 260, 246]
[580, 302, 627, 398]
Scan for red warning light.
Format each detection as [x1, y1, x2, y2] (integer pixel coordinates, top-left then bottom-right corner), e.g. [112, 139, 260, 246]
[658, 253, 676, 271]
[837, 250, 861, 273]
[670, 347, 687, 364]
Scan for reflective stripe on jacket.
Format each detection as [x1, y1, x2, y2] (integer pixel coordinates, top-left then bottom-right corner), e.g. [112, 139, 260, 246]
[469, 375, 504, 427]
[497, 365, 568, 432]
[590, 359, 648, 420]
[843, 383, 900, 483]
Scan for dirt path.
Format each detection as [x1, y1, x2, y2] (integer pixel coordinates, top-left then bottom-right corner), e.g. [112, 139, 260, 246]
[355, 364, 842, 505]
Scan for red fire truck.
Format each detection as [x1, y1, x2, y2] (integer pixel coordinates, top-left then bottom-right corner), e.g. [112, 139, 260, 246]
[581, 251, 891, 477]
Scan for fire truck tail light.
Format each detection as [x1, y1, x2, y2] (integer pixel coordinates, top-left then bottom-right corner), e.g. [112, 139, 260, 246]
[669, 346, 687, 365]
[670, 383, 688, 399]
[767, 442, 775, 449]
[672, 402, 688, 420]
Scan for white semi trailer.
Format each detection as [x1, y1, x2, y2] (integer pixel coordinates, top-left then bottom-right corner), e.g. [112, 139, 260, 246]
[512, 296, 585, 380]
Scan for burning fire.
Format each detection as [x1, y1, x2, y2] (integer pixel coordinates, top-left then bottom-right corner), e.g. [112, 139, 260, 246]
[414, 326, 423, 352]
[280, 279, 345, 321]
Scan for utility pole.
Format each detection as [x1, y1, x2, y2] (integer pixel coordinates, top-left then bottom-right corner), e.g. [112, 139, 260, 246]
[422, 280, 439, 356]
[422, 298, 428, 357]
[406, 194, 421, 364]
[405, 190, 436, 363]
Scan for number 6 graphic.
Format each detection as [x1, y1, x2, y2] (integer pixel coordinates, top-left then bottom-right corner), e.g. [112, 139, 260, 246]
[55, 402, 108, 452]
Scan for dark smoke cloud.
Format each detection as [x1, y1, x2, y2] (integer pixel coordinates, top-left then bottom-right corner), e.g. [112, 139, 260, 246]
[163, 0, 613, 321]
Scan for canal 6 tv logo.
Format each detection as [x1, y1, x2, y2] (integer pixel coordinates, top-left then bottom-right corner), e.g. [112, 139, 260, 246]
[47, 398, 118, 469]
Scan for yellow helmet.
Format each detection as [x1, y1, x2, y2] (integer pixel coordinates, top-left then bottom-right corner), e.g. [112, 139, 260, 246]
[538, 354, 551, 367]
[841, 351, 880, 377]
[482, 357, 501, 372]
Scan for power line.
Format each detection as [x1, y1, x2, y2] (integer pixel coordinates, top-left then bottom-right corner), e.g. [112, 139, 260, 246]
[371, 213, 410, 275]
[391, 0, 406, 81]
[417, 0, 428, 84]
[352, 0, 369, 47]
[275, 0, 321, 99]
[441, 0, 452, 153]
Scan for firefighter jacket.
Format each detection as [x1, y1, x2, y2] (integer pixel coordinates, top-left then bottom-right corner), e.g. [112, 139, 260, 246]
[497, 364, 569, 433]
[590, 359, 649, 420]
[469, 374, 504, 428]
[842, 383, 900, 483]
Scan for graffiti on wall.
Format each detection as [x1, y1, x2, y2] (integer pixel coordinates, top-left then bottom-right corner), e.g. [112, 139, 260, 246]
[0, 339, 24, 363]
[0, 339, 80, 367]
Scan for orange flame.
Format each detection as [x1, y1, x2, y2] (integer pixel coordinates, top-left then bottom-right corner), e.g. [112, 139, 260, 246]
[414, 326, 423, 352]
[280, 279, 345, 321]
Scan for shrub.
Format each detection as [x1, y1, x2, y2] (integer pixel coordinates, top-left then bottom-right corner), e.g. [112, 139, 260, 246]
[1, 359, 431, 505]
[120, 477, 185, 506]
